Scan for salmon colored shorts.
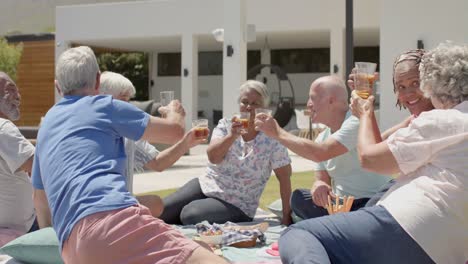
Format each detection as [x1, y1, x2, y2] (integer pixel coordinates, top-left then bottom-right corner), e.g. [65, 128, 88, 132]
[62, 204, 200, 264]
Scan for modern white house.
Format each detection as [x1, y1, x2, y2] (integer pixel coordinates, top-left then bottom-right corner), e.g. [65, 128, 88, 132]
[53, 0, 381, 130]
[4, 0, 467, 131]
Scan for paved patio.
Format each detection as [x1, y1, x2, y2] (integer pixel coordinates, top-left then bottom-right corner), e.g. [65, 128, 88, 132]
[133, 144, 315, 194]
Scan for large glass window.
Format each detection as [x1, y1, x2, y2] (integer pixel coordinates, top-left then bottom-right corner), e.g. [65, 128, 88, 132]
[158, 50, 261, 76]
[271, 48, 330, 73]
[158, 53, 181, 76]
[199, 51, 222, 75]
[247, 50, 261, 71]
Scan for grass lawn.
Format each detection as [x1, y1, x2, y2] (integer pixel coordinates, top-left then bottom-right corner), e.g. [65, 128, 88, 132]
[139, 170, 315, 210]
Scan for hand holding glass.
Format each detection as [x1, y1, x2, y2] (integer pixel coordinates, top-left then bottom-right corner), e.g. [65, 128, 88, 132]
[354, 62, 377, 99]
[234, 112, 250, 134]
[192, 119, 209, 140]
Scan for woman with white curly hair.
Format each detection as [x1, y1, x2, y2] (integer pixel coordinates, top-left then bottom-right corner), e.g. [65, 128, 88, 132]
[279, 42, 468, 264]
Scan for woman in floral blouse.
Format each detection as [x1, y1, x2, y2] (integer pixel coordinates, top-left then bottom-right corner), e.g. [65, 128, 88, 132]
[160, 80, 293, 225]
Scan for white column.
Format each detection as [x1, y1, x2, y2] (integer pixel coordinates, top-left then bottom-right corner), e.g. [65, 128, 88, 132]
[330, 27, 346, 80]
[181, 34, 198, 133]
[222, 0, 247, 118]
[54, 40, 70, 103]
[148, 52, 158, 101]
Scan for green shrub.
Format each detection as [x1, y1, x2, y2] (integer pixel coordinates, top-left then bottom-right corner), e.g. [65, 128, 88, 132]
[97, 52, 149, 101]
[0, 38, 23, 81]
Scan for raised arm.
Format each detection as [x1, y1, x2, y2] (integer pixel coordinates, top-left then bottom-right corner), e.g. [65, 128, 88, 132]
[350, 93, 399, 174]
[207, 118, 243, 164]
[274, 164, 292, 226]
[141, 100, 185, 144]
[145, 128, 208, 172]
[255, 115, 348, 162]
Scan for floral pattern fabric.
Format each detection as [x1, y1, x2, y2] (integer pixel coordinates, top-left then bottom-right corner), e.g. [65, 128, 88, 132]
[199, 118, 291, 217]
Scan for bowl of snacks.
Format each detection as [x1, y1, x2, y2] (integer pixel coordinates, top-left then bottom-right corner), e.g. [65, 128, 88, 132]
[199, 230, 223, 246]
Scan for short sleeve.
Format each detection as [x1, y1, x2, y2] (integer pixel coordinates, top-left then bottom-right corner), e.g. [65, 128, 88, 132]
[134, 140, 159, 171]
[110, 99, 150, 141]
[211, 118, 229, 140]
[0, 120, 35, 174]
[386, 113, 443, 174]
[269, 140, 291, 170]
[330, 114, 359, 151]
[312, 129, 329, 171]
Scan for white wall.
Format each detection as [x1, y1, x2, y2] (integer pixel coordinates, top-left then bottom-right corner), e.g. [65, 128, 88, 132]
[55, 0, 379, 42]
[379, 0, 468, 130]
[0, 0, 130, 35]
[2, 0, 380, 37]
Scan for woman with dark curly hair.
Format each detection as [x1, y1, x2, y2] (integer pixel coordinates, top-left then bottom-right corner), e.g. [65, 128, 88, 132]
[279, 42, 468, 264]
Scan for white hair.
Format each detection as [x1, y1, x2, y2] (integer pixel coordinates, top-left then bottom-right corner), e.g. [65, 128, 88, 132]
[420, 41, 468, 105]
[56, 46, 100, 95]
[99, 71, 136, 98]
[239, 80, 270, 107]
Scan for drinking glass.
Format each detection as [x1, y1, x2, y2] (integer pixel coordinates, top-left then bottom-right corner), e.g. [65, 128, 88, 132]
[354, 62, 377, 99]
[192, 119, 210, 140]
[160, 91, 174, 106]
[234, 112, 250, 134]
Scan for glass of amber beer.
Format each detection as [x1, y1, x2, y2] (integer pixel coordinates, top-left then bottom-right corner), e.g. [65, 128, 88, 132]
[192, 119, 209, 140]
[235, 112, 250, 134]
[354, 62, 377, 99]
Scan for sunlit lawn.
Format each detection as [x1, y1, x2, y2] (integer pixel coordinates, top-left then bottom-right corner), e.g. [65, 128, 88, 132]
[139, 170, 315, 210]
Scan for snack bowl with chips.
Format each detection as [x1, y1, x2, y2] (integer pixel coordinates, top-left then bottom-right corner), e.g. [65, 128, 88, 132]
[199, 230, 223, 246]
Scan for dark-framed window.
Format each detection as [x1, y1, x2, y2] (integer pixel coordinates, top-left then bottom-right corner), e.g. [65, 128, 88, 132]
[158, 50, 261, 76]
[158, 53, 181, 76]
[199, 51, 222, 75]
[271, 48, 330, 73]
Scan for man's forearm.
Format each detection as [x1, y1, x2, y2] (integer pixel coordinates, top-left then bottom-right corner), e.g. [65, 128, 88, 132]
[276, 129, 325, 162]
[142, 116, 185, 144]
[166, 112, 185, 129]
[146, 139, 189, 172]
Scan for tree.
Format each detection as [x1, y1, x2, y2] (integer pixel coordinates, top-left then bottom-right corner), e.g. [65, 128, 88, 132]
[97, 52, 149, 101]
[0, 38, 23, 81]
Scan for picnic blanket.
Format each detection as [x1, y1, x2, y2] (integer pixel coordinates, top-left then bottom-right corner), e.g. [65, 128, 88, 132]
[177, 216, 286, 263]
[0, 209, 285, 264]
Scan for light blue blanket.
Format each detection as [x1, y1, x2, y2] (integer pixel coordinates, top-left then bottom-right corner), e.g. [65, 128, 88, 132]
[176, 219, 285, 263]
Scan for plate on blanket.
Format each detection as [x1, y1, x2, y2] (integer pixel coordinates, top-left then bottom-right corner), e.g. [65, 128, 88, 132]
[199, 232, 223, 246]
[224, 222, 269, 233]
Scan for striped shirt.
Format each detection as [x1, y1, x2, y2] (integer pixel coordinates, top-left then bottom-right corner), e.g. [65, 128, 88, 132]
[124, 139, 159, 194]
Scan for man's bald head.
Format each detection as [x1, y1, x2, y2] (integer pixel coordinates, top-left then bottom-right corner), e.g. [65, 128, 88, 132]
[311, 75, 348, 105]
